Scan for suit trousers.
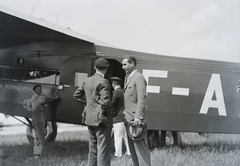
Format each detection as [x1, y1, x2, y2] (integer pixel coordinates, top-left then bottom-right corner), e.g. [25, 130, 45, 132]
[127, 130, 151, 166]
[88, 124, 112, 166]
[32, 111, 45, 155]
[113, 122, 131, 157]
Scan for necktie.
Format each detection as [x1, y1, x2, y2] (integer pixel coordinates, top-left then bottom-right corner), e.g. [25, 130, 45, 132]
[125, 76, 129, 84]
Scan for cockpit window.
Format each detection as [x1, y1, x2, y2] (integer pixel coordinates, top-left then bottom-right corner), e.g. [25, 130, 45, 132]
[0, 66, 60, 85]
[22, 69, 59, 85]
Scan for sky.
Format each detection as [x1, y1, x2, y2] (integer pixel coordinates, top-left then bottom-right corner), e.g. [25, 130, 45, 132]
[0, 0, 239, 62]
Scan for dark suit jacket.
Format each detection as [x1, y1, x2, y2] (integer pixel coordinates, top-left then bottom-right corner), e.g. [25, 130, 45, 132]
[111, 87, 125, 124]
[73, 73, 112, 126]
[124, 70, 147, 122]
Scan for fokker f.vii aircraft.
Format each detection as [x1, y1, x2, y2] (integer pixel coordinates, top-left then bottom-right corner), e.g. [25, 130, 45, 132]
[0, 5, 239, 144]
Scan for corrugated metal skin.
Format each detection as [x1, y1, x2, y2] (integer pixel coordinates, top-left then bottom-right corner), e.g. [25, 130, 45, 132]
[95, 45, 240, 133]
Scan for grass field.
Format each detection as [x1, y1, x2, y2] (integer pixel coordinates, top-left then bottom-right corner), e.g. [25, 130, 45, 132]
[1, 131, 240, 166]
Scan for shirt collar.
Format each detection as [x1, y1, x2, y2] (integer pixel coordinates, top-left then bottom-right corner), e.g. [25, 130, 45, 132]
[33, 93, 39, 97]
[114, 85, 121, 90]
[129, 69, 137, 78]
[96, 71, 104, 78]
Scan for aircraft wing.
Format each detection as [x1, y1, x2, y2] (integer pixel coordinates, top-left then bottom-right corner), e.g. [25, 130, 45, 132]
[0, 5, 110, 49]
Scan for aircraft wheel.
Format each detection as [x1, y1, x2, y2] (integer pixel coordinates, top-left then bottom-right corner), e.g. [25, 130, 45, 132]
[26, 121, 57, 144]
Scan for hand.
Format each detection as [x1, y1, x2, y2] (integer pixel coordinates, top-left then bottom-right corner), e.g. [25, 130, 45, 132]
[130, 118, 142, 127]
[50, 89, 58, 99]
[53, 90, 58, 97]
[51, 89, 58, 97]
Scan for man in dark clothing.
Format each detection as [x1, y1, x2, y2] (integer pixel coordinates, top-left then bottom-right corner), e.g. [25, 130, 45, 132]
[73, 58, 112, 166]
[111, 77, 130, 158]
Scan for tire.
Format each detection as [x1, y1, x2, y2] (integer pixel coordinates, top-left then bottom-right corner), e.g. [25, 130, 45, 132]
[26, 121, 58, 144]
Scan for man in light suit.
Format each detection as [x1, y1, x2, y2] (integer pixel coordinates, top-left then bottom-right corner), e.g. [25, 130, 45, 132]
[73, 58, 112, 166]
[122, 56, 151, 166]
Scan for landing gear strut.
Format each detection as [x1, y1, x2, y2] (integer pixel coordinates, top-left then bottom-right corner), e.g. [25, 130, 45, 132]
[26, 121, 58, 144]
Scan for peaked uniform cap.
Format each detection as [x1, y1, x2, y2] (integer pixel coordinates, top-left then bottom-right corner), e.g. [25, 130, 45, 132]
[110, 77, 122, 82]
[94, 58, 109, 69]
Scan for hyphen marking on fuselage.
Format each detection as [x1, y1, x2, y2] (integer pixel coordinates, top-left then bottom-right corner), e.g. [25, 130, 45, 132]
[172, 87, 189, 96]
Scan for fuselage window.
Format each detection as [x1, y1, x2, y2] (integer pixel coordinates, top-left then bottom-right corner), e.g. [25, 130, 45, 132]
[74, 72, 88, 87]
[0, 66, 60, 85]
[22, 69, 59, 85]
[56, 71, 60, 85]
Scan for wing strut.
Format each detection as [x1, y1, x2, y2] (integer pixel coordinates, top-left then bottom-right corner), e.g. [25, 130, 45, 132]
[11, 116, 33, 128]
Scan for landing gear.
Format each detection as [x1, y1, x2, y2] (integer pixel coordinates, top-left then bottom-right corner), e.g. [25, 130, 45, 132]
[148, 130, 182, 149]
[26, 121, 58, 144]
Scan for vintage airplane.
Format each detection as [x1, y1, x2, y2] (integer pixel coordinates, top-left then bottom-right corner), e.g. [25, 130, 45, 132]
[0, 5, 240, 145]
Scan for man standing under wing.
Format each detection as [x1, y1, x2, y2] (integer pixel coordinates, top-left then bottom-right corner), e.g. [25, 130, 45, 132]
[73, 58, 112, 166]
[122, 56, 151, 166]
[23, 85, 58, 160]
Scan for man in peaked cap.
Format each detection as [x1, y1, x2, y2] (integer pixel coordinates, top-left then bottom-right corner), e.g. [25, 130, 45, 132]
[94, 57, 110, 69]
[73, 58, 112, 166]
[110, 77, 131, 159]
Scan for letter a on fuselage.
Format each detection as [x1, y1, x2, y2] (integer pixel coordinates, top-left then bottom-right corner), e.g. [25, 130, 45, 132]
[199, 74, 227, 116]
